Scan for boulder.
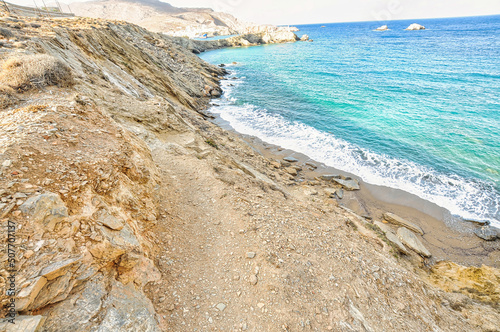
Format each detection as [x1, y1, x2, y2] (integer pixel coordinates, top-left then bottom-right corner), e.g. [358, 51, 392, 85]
[474, 226, 498, 241]
[383, 212, 423, 235]
[405, 23, 425, 30]
[20, 193, 68, 231]
[320, 174, 342, 181]
[385, 231, 410, 255]
[332, 178, 360, 191]
[397, 227, 431, 257]
[374, 221, 408, 254]
[300, 34, 309, 41]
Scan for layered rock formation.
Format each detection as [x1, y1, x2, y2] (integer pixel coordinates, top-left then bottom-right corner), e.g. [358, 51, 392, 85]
[0, 10, 499, 332]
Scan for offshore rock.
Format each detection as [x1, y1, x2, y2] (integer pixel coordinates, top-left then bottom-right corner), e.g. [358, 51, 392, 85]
[406, 23, 425, 30]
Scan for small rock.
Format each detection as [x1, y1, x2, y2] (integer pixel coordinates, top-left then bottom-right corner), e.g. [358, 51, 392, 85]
[305, 162, 317, 169]
[216, 303, 226, 311]
[474, 226, 498, 241]
[285, 167, 298, 176]
[397, 227, 431, 257]
[246, 252, 256, 259]
[335, 188, 344, 199]
[283, 156, 299, 163]
[257, 302, 265, 309]
[2, 160, 12, 167]
[249, 275, 258, 285]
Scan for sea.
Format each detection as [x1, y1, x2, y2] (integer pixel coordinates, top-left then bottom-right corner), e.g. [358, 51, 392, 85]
[199, 15, 500, 227]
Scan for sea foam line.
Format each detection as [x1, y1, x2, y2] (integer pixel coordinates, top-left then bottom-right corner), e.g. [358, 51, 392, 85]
[210, 73, 500, 227]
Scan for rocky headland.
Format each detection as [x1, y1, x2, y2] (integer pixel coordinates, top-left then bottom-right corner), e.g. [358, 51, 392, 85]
[0, 9, 499, 332]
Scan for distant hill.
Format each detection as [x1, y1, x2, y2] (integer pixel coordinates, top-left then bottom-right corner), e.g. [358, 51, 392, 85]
[61, 0, 257, 37]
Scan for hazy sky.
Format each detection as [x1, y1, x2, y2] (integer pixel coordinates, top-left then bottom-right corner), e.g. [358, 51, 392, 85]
[9, 0, 500, 25]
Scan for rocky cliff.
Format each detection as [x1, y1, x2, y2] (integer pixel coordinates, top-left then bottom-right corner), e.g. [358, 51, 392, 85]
[0, 11, 499, 332]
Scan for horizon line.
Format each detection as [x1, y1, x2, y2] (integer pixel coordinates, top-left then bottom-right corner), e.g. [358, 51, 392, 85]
[278, 13, 500, 27]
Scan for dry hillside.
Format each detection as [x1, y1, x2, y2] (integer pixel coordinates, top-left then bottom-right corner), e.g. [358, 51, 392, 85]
[65, 0, 262, 37]
[0, 10, 499, 332]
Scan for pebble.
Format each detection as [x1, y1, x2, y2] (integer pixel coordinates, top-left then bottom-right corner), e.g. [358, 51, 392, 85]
[216, 303, 226, 311]
[246, 252, 256, 259]
[2, 160, 12, 167]
[249, 275, 258, 285]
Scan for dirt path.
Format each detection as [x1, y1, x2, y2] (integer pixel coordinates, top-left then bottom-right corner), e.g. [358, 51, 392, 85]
[141, 130, 498, 331]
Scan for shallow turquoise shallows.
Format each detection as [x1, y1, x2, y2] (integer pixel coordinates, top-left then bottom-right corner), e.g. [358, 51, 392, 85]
[199, 15, 500, 226]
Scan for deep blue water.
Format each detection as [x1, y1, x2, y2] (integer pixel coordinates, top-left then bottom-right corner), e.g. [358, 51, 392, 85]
[199, 16, 500, 226]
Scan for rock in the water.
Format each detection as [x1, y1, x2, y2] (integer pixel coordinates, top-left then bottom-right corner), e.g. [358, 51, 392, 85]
[300, 34, 309, 41]
[0, 315, 45, 332]
[332, 178, 360, 191]
[283, 156, 299, 163]
[20, 192, 68, 231]
[375, 25, 388, 31]
[397, 227, 431, 257]
[383, 213, 423, 235]
[474, 226, 498, 241]
[406, 23, 425, 30]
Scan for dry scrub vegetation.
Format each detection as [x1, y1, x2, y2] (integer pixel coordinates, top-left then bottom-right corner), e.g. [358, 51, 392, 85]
[0, 54, 73, 92]
[0, 84, 17, 109]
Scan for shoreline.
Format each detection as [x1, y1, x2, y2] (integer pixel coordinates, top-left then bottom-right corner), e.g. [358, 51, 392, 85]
[209, 105, 500, 268]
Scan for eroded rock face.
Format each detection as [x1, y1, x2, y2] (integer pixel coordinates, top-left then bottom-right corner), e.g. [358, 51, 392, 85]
[19, 193, 68, 232]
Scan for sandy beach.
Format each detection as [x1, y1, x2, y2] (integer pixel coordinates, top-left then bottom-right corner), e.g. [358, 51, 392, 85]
[212, 114, 500, 269]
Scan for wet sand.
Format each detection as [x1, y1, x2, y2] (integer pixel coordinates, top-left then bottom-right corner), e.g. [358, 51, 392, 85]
[211, 116, 500, 268]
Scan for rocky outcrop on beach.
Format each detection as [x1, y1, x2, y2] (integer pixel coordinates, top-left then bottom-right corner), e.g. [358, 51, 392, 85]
[0, 9, 499, 332]
[406, 23, 426, 30]
[171, 30, 300, 54]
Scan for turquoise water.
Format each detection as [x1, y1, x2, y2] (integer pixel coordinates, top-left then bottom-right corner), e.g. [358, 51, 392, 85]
[199, 16, 500, 226]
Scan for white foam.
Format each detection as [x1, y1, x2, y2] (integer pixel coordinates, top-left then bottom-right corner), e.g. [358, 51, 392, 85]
[211, 74, 500, 227]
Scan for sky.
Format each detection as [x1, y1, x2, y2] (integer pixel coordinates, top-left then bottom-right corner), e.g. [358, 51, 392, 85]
[8, 0, 500, 25]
